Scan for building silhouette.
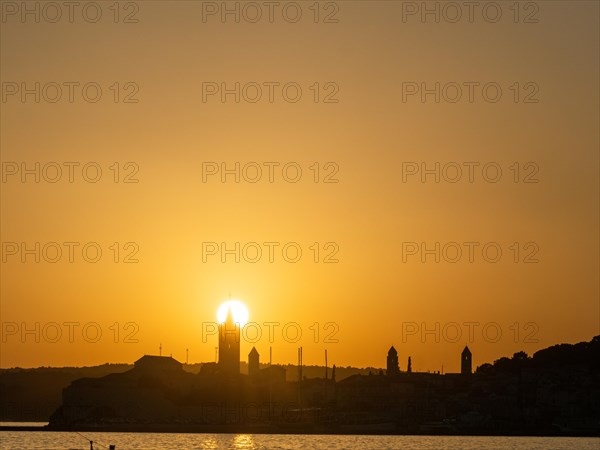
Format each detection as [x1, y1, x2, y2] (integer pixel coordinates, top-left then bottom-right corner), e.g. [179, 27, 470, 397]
[387, 346, 399, 375]
[461, 345, 472, 375]
[248, 346, 259, 378]
[218, 307, 240, 375]
[134, 355, 182, 372]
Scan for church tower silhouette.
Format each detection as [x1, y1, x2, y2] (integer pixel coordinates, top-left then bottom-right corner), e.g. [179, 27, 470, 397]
[218, 307, 240, 375]
[248, 347, 259, 378]
[461, 345, 472, 375]
[387, 346, 400, 375]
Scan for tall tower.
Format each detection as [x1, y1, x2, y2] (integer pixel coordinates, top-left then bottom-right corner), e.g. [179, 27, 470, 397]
[218, 307, 240, 375]
[461, 345, 472, 375]
[387, 346, 399, 375]
[248, 347, 259, 378]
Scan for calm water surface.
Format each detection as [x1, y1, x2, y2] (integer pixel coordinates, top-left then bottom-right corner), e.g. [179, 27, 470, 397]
[0, 433, 598, 450]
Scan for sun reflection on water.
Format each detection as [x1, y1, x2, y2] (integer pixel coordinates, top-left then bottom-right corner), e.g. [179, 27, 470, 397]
[232, 434, 257, 449]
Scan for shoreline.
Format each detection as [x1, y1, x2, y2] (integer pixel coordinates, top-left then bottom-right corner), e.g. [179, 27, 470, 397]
[0, 425, 598, 438]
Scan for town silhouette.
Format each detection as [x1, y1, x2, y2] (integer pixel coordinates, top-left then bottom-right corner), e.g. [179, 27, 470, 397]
[3, 310, 588, 436]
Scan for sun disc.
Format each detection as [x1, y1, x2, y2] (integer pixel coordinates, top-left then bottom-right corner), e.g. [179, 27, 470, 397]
[217, 300, 249, 326]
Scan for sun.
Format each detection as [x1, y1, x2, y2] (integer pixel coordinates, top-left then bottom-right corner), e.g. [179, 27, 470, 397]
[217, 300, 249, 326]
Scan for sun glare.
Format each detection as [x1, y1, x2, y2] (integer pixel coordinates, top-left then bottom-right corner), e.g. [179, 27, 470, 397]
[217, 300, 249, 326]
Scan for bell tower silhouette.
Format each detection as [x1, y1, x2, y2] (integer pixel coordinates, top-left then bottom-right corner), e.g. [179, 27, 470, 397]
[461, 345, 472, 375]
[387, 346, 400, 375]
[248, 347, 259, 378]
[218, 307, 240, 375]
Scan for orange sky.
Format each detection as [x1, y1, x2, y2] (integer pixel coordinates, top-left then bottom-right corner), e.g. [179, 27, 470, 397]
[1, 1, 598, 372]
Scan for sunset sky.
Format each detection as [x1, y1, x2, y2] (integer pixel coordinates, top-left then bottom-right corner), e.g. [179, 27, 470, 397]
[1, 1, 598, 373]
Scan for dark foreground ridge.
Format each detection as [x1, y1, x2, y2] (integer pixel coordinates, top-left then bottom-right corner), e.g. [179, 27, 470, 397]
[33, 336, 600, 436]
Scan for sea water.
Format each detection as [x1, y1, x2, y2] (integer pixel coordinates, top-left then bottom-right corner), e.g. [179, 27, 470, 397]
[0, 432, 599, 450]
